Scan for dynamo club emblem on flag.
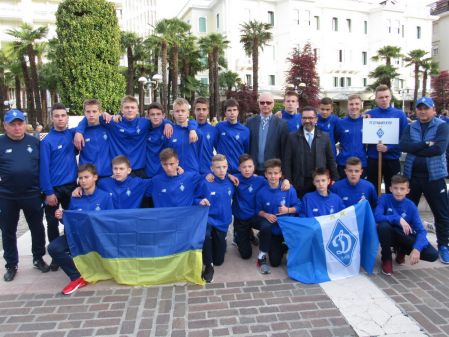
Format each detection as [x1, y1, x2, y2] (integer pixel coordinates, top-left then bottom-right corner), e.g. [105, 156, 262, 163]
[326, 220, 358, 267]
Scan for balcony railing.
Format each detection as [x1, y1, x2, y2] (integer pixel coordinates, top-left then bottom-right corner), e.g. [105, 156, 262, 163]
[430, 0, 449, 15]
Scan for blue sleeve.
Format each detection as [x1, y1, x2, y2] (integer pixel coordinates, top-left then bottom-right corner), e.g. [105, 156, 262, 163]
[39, 140, 54, 195]
[188, 119, 198, 131]
[399, 125, 427, 153]
[374, 197, 401, 225]
[244, 128, 250, 153]
[141, 178, 153, 197]
[299, 195, 308, 217]
[409, 205, 429, 252]
[337, 195, 345, 212]
[194, 180, 207, 205]
[75, 117, 88, 134]
[411, 123, 449, 157]
[104, 194, 114, 210]
[288, 188, 301, 215]
[386, 113, 408, 153]
[255, 190, 264, 214]
[369, 185, 378, 209]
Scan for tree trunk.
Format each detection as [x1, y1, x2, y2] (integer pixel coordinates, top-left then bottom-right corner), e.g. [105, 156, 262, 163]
[161, 41, 168, 113]
[252, 38, 259, 97]
[168, 68, 172, 108]
[208, 53, 214, 118]
[20, 55, 35, 119]
[213, 48, 220, 120]
[138, 81, 144, 116]
[0, 68, 5, 114]
[422, 71, 428, 97]
[413, 63, 419, 108]
[15, 75, 21, 110]
[152, 48, 159, 103]
[127, 46, 134, 95]
[37, 54, 47, 122]
[172, 44, 179, 101]
[27, 45, 43, 124]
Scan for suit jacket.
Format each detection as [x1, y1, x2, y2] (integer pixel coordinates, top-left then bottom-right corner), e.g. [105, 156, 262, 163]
[246, 114, 289, 169]
[283, 127, 339, 191]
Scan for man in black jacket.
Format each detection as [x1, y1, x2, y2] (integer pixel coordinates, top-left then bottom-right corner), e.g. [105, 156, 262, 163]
[284, 106, 339, 198]
[246, 92, 289, 175]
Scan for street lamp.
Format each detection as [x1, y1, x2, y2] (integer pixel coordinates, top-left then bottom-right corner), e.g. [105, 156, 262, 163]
[138, 74, 163, 113]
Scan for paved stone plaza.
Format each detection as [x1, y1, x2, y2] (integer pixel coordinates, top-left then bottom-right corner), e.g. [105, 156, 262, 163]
[0, 211, 448, 337]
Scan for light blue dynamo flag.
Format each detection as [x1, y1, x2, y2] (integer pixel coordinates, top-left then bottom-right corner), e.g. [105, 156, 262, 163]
[278, 201, 379, 284]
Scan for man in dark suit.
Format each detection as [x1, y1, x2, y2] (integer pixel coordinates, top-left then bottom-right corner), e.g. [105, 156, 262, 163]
[284, 106, 339, 198]
[246, 92, 289, 175]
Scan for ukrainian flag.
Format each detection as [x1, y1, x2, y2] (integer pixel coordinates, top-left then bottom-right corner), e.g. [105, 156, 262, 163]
[63, 206, 208, 286]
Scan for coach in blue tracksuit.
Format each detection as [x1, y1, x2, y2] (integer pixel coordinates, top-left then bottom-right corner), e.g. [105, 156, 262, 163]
[400, 97, 449, 264]
[366, 85, 408, 193]
[216, 99, 250, 173]
[40, 103, 78, 253]
[0, 109, 49, 282]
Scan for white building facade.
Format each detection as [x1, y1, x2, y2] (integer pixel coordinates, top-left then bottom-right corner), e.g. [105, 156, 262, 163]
[431, 1, 449, 72]
[178, 0, 435, 111]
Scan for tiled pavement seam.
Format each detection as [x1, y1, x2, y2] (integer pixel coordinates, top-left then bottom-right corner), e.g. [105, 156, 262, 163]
[371, 267, 449, 337]
[0, 278, 357, 337]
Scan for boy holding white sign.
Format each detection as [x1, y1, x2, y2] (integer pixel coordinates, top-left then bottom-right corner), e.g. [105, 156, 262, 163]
[366, 85, 408, 194]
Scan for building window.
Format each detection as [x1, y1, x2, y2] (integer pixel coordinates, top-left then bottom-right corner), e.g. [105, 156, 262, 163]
[396, 20, 400, 34]
[340, 77, 345, 87]
[332, 17, 338, 31]
[246, 74, 252, 85]
[305, 10, 311, 26]
[417, 26, 421, 39]
[364, 20, 368, 34]
[268, 11, 274, 25]
[313, 48, 319, 61]
[269, 75, 275, 86]
[338, 49, 343, 62]
[200, 77, 208, 85]
[346, 19, 351, 32]
[402, 25, 404, 37]
[346, 77, 351, 87]
[388, 19, 391, 33]
[363, 78, 367, 87]
[362, 51, 367, 65]
[199, 17, 206, 33]
[334, 77, 338, 87]
[216, 14, 220, 29]
[433, 47, 439, 56]
[314, 16, 320, 30]
[294, 9, 300, 25]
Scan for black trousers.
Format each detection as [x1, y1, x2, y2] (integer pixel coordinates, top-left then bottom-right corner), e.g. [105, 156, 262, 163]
[407, 176, 449, 247]
[367, 158, 401, 194]
[234, 217, 261, 259]
[202, 224, 227, 266]
[259, 218, 286, 267]
[0, 196, 46, 269]
[44, 183, 76, 242]
[377, 221, 438, 262]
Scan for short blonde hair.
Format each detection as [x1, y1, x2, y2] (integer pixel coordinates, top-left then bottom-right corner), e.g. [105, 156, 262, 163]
[172, 97, 190, 109]
[212, 154, 227, 164]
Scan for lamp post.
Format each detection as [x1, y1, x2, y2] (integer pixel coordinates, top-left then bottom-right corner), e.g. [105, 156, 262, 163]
[138, 74, 162, 115]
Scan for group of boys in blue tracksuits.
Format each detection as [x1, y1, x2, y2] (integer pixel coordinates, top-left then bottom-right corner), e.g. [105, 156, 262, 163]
[34, 91, 440, 295]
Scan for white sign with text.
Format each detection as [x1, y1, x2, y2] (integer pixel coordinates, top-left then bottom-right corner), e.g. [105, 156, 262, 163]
[362, 118, 399, 144]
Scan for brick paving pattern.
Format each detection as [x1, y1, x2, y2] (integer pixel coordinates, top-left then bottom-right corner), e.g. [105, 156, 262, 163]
[0, 278, 356, 337]
[372, 267, 449, 337]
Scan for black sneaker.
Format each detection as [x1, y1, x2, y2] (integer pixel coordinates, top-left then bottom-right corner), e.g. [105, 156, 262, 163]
[49, 261, 59, 272]
[4, 267, 17, 282]
[33, 259, 50, 273]
[257, 256, 271, 274]
[202, 264, 214, 283]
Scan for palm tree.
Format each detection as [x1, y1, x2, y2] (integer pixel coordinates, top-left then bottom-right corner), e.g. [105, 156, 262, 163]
[121, 31, 142, 95]
[368, 65, 400, 90]
[404, 49, 428, 105]
[240, 20, 272, 96]
[154, 18, 191, 110]
[0, 49, 8, 113]
[219, 70, 242, 95]
[421, 58, 439, 97]
[199, 33, 230, 118]
[7, 23, 48, 123]
[371, 45, 402, 88]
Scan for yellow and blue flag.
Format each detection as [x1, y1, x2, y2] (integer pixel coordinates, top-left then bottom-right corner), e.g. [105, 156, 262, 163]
[278, 201, 379, 284]
[63, 206, 208, 286]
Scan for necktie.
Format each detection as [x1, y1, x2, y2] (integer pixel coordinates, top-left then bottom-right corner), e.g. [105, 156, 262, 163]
[262, 117, 269, 130]
[306, 132, 313, 147]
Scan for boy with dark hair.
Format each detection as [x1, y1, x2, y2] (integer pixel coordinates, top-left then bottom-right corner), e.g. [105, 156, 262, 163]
[330, 157, 377, 209]
[48, 164, 114, 295]
[300, 168, 345, 217]
[375, 175, 438, 275]
[194, 97, 218, 174]
[317, 97, 339, 158]
[196, 154, 235, 283]
[279, 91, 301, 132]
[256, 159, 300, 274]
[40, 103, 78, 270]
[78, 99, 112, 178]
[334, 94, 367, 179]
[215, 99, 250, 173]
[145, 102, 167, 178]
